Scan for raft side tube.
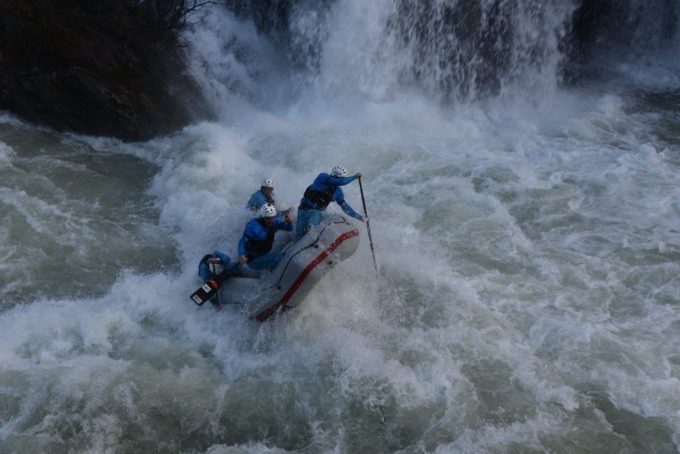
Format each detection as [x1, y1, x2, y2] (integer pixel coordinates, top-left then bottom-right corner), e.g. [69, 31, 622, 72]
[217, 214, 360, 319]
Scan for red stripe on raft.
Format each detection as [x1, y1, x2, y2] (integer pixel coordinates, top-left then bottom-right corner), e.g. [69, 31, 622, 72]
[254, 229, 359, 322]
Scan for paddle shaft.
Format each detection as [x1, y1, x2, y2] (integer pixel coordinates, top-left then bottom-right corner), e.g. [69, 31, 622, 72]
[358, 176, 378, 273]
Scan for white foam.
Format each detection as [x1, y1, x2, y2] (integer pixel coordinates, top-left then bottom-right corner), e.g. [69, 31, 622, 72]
[0, 141, 15, 164]
[2, 3, 680, 451]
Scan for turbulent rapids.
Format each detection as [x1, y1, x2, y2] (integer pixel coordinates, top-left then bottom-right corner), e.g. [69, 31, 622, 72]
[1, 1, 680, 452]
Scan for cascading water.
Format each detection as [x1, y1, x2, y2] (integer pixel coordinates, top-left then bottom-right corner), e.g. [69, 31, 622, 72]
[216, 0, 577, 102]
[1, 1, 680, 452]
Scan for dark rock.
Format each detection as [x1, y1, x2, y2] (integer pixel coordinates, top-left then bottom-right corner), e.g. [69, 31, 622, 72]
[225, 0, 293, 36]
[570, 0, 678, 58]
[0, 0, 213, 142]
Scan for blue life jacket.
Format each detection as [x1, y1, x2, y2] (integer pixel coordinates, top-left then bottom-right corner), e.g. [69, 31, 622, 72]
[246, 219, 276, 258]
[246, 189, 275, 212]
[301, 182, 335, 210]
[299, 173, 358, 211]
[238, 217, 292, 260]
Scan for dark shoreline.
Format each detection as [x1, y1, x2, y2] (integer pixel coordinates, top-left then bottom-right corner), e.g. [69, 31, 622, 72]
[0, 0, 213, 142]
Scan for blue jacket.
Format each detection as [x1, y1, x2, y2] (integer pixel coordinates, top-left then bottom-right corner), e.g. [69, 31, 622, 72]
[299, 173, 362, 219]
[246, 190, 275, 212]
[198, 250, 236, 279]
[238, 217, 292, 258]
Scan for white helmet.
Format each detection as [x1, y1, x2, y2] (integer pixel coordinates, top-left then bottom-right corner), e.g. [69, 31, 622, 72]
[258, 203, 277, 218]
[261, 178, 274, 189]
[208, 261, 225, 276]
[331, 165, 348, 177]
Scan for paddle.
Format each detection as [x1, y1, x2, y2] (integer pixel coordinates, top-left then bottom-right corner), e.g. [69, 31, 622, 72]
[189, 267, 235, 306]
[358, 176, 378, 273]
[190, 278, 221, 306]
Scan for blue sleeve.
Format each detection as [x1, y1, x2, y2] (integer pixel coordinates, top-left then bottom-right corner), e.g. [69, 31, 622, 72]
[213, 250, 230, 263]
[238, 221, 255, 256]
[339, 200, 362, 219]
[238, 236, 247, 257]
[213, 250, 237, 269]
[246, 191, 265, 211]
[333, 187, 344, 203]
[326, 175, 358, 186]
[334, 188, 362, 219]
[274, 219, 293, 232]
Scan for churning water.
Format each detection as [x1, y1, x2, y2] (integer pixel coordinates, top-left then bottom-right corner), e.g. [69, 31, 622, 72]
[1, 1, 680, 452]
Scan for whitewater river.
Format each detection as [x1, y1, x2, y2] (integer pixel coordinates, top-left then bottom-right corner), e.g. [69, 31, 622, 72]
[1, 2, 680, 452]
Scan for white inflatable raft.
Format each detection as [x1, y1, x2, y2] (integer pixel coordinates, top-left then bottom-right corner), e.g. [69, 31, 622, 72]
[218, 214, 360, 321]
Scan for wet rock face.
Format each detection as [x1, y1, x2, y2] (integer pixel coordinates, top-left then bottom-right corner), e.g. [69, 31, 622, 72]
[0, 0, 213, 142]
[567, 0, 678, 61]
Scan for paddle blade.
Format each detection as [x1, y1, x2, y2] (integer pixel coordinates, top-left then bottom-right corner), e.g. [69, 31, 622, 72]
[190, 279, 220, 306]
